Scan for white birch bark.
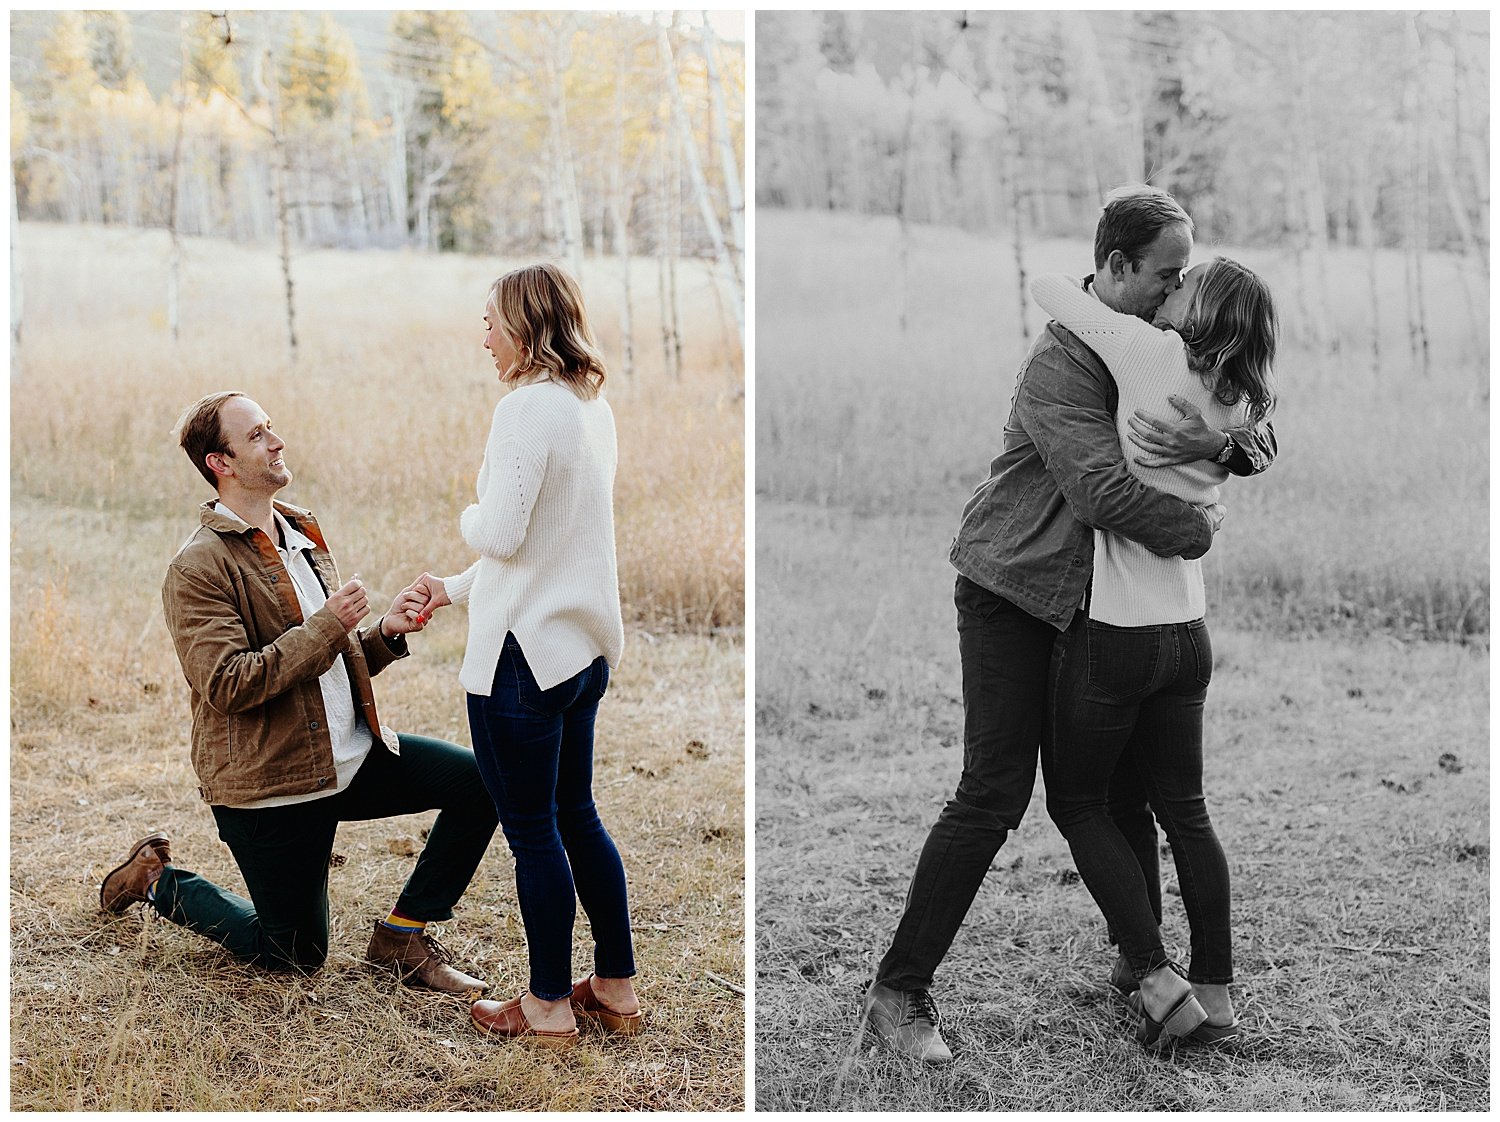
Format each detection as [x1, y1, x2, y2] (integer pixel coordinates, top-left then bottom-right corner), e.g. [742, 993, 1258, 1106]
[700, 15, 744, 275]
[657, 22, 741, 346]
[10, 165, 22, 380]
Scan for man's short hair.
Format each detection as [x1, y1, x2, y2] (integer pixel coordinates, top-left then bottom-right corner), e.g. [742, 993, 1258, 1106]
[1093, 185, 1193, 270]
[174, 391, 245, 489]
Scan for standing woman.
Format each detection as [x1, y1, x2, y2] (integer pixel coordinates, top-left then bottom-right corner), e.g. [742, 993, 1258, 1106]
[1031, 259, 1277, 1049]
[423, 263, 640, 1047]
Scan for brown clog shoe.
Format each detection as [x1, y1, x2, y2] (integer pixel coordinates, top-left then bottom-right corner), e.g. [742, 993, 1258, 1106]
[570, 975, 644, 1035]
[471, 993, 579, 1049]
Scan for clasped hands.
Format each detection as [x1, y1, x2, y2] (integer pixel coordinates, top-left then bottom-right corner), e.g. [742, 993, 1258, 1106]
[326, 572, 451, 637]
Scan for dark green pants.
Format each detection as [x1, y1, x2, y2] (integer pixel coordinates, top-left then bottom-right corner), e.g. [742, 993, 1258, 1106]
[150, 733, 498, 973]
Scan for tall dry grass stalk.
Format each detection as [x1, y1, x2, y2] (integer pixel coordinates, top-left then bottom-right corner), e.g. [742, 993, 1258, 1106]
[10, 223, 745, 1110]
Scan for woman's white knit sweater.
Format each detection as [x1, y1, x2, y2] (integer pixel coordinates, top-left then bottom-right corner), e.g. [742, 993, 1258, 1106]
[440, 377, 624, 694]
[1030, 274, 1247, 626]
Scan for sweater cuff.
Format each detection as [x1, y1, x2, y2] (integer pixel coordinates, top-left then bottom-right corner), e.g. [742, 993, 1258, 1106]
[440, 562, 479, 606]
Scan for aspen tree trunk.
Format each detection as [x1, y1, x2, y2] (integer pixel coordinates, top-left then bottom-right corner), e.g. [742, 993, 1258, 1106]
[10, 165, 22, 380]
[1290, 36, 1335, 353]
[1436, 155, 1482, 339]
[996, 28, 1029, 343]
[1353, 172, 1381, 378]
[655, 118, 679, 382]
[700, 15, 744, 279]
[1403, 17, 1430, 376]
[343, 102, 369, 246]
[657, 22, 741, 346]
[167, 15, 188, 343]
[543, 22, 586, 282]
[609, 36, 635, 379]
[254, 43, 297, 366]
[667, 123, 684, 380]
[387, 83, 410, 245]
[1449, 12, 1488, 270]
[893, 26, 921, 338]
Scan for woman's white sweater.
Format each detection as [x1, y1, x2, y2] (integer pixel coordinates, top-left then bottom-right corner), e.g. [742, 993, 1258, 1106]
[1030, 274, 1246, 626]
[440, 378, 624, 694]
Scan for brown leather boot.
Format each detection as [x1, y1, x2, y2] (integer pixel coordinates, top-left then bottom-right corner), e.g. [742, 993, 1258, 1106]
[100, 832, 171, 913]
[365, 921, 487, 994]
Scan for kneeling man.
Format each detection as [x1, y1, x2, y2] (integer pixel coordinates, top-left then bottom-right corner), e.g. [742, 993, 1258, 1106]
[100, 391, 497, 994]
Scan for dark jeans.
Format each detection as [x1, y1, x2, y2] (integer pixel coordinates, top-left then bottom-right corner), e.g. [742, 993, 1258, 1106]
[1043, 614, 1233, 984]
[150, 733, 499, 973]
[466, 634, 635, 1001]
[874, 576, 1160, 991]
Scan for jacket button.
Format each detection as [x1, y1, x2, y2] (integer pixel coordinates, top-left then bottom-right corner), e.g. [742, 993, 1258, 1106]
[270, 574, 278, 582]
[316, 776, 328, 787]
[309, 720, 319, 730]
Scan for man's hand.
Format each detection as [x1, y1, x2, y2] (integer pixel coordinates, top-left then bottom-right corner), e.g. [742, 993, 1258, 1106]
[1128, 395, 1227, 467]
[1204, 503, 1227, 534]
[327, 576, 370, 633]
[379, 577, 432, 638]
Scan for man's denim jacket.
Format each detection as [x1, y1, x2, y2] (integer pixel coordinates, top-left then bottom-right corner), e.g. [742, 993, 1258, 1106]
[950, 320, 1276, 632]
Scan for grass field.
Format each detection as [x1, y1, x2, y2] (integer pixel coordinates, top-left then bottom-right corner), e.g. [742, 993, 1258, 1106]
[753, 210, 1488, 1110]
[10, 223, 745, 1110]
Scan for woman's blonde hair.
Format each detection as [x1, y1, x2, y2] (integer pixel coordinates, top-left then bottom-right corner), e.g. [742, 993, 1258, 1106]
[488, 263, 607, 399]
[1179, 257, 1278, 425]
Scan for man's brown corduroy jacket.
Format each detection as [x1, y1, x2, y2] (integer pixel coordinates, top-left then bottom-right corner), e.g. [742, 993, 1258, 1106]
[162, 499, 404, 805]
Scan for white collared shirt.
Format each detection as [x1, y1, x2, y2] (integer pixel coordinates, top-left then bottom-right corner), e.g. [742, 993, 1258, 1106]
[215, 503, 374, 808]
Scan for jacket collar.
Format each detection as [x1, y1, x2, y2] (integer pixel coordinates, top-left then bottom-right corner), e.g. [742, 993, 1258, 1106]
[198, 497, 322, 547]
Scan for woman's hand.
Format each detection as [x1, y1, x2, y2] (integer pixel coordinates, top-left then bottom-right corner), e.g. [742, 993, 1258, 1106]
[411, 572, 450, 625]
[380, 577, 432, 638]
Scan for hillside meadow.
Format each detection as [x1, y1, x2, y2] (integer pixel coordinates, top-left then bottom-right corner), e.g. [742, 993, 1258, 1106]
[10, 222, 745, 1110]
[753, 209, 1487, 1110]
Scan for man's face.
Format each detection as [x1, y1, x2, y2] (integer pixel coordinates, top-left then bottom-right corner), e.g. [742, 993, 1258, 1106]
[1116, 223, 1193, 320]
[214, 397, 290, 494]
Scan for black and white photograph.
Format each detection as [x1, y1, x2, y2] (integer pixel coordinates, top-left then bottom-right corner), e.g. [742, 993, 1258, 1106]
[754, 9, 1487, 1111]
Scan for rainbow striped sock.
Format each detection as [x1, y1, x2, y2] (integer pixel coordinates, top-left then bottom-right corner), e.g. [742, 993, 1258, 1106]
[380, 907, 426, 934]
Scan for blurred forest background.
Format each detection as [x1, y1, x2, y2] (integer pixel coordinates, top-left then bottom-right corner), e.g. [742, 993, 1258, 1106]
[754, 10, 1487, 1112]
[11, 9, 746, 366]
[758, 9, 1486, 361]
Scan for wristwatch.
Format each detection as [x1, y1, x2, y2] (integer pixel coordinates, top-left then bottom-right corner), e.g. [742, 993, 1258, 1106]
[1212, 432, 1236, 465]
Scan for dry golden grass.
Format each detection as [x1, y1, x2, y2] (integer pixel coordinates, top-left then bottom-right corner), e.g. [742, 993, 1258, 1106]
[10, 223, 745, 1110]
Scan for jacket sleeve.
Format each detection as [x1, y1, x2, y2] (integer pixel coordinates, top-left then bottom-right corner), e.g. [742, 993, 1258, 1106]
[357, 621, 406, 677]
[162, 559, 348, 715]
[1015, 347, 1215, 560]
[1223, 418, 1277, 477]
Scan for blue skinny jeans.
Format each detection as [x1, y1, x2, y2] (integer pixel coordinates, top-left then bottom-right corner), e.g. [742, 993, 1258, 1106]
[466, 634, 636, 1001]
